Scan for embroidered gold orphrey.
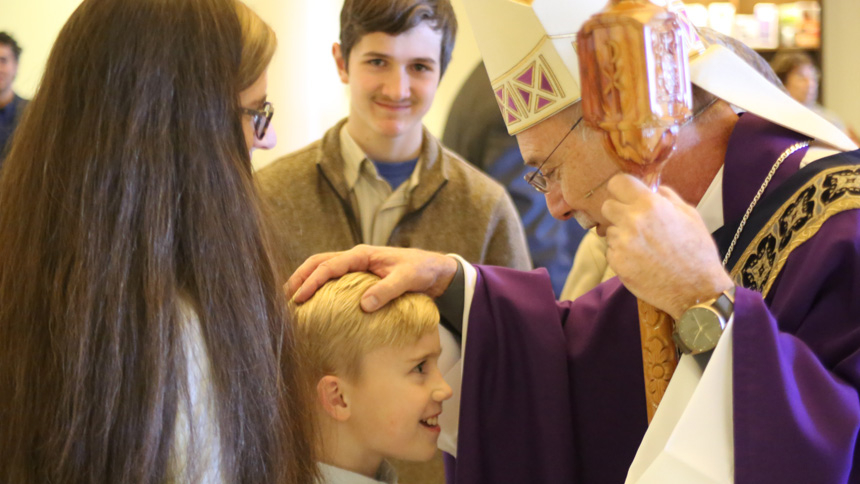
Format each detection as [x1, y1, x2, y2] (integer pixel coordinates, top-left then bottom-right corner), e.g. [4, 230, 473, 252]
[730, 164, 860, 297]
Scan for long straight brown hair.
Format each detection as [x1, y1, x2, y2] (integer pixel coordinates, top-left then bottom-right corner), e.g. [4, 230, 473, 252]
[0, 0, 314, 482]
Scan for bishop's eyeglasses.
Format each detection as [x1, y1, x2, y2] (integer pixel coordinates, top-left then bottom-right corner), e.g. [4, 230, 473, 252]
[524, 116, 584, 193]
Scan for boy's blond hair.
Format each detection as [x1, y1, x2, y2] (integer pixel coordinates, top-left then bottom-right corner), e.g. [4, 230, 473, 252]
[290, 272, 439, 382]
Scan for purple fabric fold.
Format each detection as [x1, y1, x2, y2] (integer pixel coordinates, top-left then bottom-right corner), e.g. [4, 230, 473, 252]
[455, 267, 645, 483]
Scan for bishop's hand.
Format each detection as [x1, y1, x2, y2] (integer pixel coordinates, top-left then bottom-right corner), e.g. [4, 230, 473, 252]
[601, 174, 734, 319]
[287, 245, 459, 312]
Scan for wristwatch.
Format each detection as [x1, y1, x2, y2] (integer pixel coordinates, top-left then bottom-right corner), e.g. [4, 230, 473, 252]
[673, 287, 735, 355]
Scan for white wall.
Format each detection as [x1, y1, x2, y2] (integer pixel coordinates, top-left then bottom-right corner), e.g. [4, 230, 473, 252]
[822, 0, 860, 136]
[1, 0, 480, 169]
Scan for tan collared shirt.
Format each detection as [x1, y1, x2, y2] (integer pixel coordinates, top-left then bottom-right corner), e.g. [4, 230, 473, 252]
[339, 125, 421, 246]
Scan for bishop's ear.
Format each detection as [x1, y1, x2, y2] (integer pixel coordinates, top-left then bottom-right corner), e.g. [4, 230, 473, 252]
[317, 375, 351, 421]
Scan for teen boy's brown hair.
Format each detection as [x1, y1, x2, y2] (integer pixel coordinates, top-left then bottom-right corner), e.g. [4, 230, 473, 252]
[339, 0, 457, 76]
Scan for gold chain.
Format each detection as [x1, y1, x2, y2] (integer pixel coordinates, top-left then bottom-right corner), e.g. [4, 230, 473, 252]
[722, 141, 811, 266]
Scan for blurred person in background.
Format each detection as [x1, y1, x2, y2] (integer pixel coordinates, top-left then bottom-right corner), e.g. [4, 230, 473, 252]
[0, 31, 29, 164]
[771, 51, 859, 144]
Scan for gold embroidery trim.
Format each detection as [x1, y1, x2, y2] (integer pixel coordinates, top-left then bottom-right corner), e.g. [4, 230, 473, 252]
[729, 165, 860, 298]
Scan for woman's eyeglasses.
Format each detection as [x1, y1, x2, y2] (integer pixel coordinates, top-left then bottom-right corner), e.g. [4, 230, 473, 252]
[242, 101, 274, 140]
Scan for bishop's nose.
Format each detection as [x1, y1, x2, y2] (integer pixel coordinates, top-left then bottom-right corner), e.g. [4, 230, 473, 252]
[545, 186, 574, 221]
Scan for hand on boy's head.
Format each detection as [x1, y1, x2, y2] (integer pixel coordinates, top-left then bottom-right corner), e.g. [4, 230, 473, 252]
[286, 245, 459, 312]
[286, 250, 360, 301]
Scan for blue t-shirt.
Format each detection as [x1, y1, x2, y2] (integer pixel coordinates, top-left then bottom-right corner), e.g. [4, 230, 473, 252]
[371, 157, 419, 190]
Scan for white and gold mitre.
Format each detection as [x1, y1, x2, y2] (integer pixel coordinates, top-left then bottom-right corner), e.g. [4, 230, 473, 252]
[464, 0, 856, 151]
[461, 0, 604, 135]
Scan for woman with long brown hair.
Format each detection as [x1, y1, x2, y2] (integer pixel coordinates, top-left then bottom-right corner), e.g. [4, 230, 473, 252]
[0, 0, 314, 482]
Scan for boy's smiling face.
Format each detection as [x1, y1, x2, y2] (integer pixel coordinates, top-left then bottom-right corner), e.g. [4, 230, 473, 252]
[341, 330, 453, 465]
[334, 22, 442, 147]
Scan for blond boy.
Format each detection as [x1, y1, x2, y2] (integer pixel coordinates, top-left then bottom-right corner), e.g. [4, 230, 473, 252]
[290, 272, 453, 484]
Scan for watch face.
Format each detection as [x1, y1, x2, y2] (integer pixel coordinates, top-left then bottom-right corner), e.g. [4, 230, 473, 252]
[677, 307, 725, 354]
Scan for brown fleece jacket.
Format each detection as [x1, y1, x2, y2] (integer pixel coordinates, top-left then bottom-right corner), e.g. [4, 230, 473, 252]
[256, 119, 531, 280]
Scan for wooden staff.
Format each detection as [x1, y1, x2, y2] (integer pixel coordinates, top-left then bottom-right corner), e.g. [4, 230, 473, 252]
[577, 0, 694, 423]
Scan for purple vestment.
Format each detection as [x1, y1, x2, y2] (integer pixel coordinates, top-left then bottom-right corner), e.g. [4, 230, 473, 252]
[451, 114, 860, 483]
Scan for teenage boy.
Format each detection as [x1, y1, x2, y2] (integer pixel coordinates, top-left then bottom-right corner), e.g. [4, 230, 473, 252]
[258, 0, 530, 279]
[290, 272, 453, 484]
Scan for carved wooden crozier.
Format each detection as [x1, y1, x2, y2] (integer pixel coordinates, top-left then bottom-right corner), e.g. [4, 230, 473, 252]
[577, 0, 693, 423]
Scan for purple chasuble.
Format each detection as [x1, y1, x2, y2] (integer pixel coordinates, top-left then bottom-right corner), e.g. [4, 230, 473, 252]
[450, 114, 860, 484]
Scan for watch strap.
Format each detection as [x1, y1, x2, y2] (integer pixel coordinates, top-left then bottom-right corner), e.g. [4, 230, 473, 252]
[711, 288, 735, 321]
